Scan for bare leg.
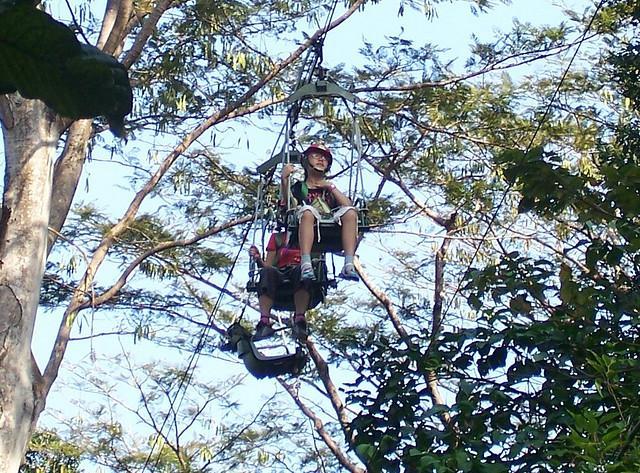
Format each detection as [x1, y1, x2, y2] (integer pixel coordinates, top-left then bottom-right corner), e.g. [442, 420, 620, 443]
[299, 210, 316, 255]
[258, 294, 273, 320]
[340, 209, 358, 256]
[293, 288, 311, 315]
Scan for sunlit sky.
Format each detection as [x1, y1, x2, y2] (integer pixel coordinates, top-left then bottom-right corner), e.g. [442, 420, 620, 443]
[32, 0, 595, 380]
[25, 1, 595, 466]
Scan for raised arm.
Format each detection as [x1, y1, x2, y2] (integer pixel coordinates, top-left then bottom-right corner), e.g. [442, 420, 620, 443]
[280, 163, 295, 207]
[320, 180, 352, 206]
[249, 245, 277, 268]
[329, 183, 352, 206]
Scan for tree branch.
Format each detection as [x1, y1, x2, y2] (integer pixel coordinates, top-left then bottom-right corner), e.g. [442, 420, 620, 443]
[355, 258, 452, 427]
[40, 0, 368, 433]
[304, 338, 354, 445]
[365, 154, 450, 227]
[78, 215, 252, 310]
[98, 0, 134, 56]
[96, 0, 121, 49]
[353, 36, 597, 94]
[425, 223, 458, 428]
[122, 0, 173, 68]
[279, 378, 365, 473]
[430, 217, 457, 341]
[48, 119, 93, 254]
[355, 258, 409, 341]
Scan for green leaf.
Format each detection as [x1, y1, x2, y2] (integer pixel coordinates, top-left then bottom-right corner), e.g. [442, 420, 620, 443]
[454, 449, 472, 471]
[355, 443, 377, 462]
[0, 4, 132, 135]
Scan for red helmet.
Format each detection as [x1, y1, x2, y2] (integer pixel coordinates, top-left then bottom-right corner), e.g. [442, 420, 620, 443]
[302, 142, 333, 171]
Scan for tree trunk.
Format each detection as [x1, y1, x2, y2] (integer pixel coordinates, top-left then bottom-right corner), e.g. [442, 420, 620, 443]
[0, 94, 62, 472]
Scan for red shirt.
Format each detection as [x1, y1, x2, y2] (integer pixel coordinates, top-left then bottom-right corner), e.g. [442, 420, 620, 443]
[266, 233, 300, 268]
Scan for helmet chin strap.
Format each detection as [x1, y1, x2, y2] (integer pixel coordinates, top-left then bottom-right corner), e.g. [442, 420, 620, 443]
[303, 155, 329, 174]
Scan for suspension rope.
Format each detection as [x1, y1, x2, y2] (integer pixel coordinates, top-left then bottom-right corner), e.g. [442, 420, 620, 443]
[140, 2, 348, 469]
[343, 97, 366, 202]
[318, 0, 341, 61]
[141, 221, 253, 472]
[287, 0, 342, 142]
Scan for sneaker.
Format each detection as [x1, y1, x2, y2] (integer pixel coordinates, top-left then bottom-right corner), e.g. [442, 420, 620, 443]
[300, 263, 316, 281]
[339, 263, 359, 281]
[292, 318, 308, 342]
[254, 321, 275, 340]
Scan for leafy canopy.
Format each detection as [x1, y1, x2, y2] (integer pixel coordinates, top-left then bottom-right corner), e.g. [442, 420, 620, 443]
[0, 1, 132, 134]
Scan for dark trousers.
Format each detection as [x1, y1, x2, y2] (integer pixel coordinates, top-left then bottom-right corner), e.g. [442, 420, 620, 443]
[257, 265, 303, 300]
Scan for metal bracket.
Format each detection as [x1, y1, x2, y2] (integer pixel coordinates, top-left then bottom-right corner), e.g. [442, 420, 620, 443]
[256, 149, 302, 175]
[286, 80, 357, 104]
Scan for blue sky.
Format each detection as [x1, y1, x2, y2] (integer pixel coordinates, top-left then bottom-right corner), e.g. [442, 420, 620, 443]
[323, 0, 593, 69]
[24, 1, 597, 468]
[31, 0, 596, 380]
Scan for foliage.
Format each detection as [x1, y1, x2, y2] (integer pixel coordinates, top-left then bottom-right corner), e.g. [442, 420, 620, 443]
[20, 430, 82, 473]
[8, 0, 640, 472]
[346, 2, 640, 472]
[47, 360, 343, 473]
[0, 2, 132, 134]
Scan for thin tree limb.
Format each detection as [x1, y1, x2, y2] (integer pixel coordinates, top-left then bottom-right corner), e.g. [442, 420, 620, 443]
[305, 339, 354, 444]
[122, 0, 173, 68]
[355, 258, 452, 427]
[279, 378, 366, 473]
[353, 35, 598, 94]
[80, 215, 252, 309]
[48, 119, 93, 254]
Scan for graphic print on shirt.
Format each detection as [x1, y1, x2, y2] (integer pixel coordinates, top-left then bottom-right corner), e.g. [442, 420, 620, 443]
[303, 186, 336, 216]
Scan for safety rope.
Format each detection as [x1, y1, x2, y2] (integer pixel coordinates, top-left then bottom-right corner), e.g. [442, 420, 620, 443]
[285, 0, 341, 151]
[141, 1, 351, 469]
[141, 221, 253, 472]
[343, 97, 365, 202]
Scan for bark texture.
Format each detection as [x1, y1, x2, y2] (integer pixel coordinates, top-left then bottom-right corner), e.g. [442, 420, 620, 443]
[0, 95, 62, 471]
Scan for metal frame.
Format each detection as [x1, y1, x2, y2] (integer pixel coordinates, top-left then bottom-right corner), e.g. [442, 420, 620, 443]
[286, 80, 358, 104]
[224, 323, 307, 379]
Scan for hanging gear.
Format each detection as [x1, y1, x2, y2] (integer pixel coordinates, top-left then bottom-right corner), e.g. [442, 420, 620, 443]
[226, 0, 365, 377]
[246, 232, 333, 312]
[222, 323, 307, 379]
[282, 80, 370, 254]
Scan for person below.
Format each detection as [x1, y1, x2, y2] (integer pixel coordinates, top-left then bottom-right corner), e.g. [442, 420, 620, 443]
[249, 232, 310, 341]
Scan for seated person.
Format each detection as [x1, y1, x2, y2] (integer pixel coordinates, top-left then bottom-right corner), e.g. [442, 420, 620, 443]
[249, 231, 310, 341]
[281, 142, 359, 281]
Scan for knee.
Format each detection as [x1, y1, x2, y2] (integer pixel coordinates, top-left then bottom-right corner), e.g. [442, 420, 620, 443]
[300, 210, 316, 225]
[342, 209, 357, 223]
[259, 266, 277, 280]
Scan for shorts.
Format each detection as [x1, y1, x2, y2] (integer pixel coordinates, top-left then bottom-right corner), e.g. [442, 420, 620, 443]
[257, 265, 305, 299]
[296, 204, 356, 242]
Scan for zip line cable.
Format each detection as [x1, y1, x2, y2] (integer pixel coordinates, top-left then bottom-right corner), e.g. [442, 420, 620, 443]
[436, 0, 605, 334]
[141, 3, 344, 468]
[287, 0, 340, 137]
